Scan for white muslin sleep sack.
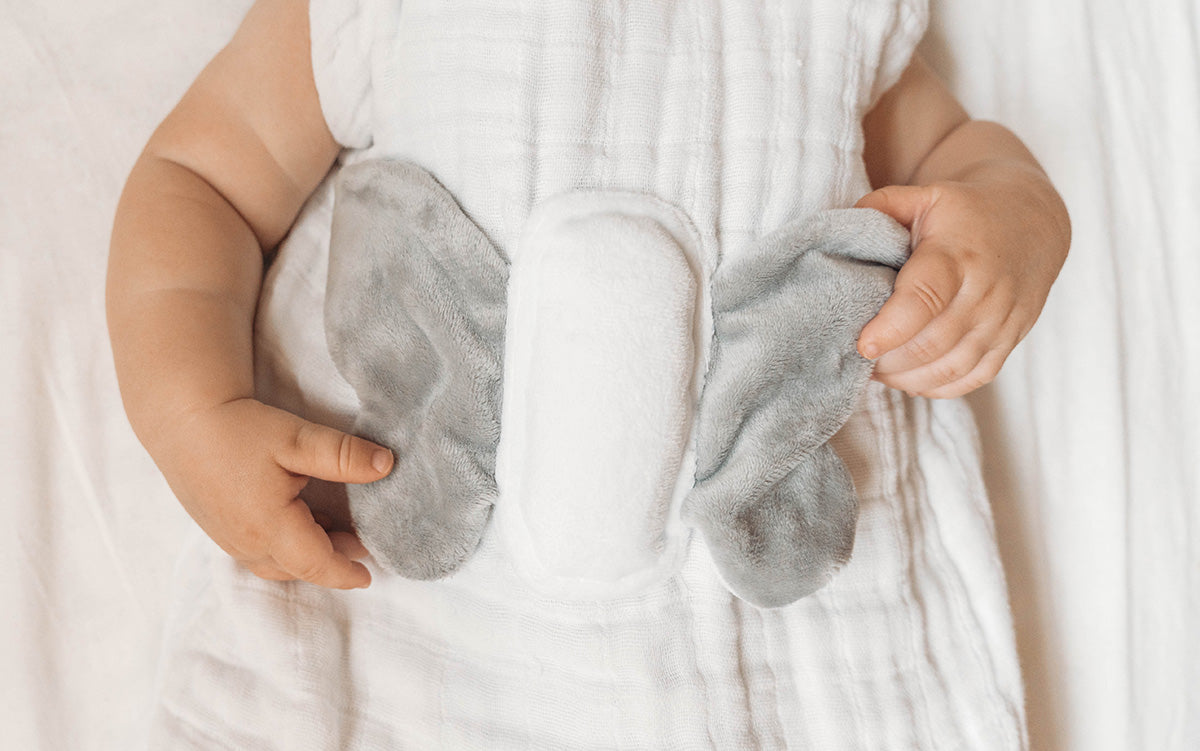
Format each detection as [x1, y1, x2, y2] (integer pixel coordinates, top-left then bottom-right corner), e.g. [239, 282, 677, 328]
[143, 1, 1028, 749]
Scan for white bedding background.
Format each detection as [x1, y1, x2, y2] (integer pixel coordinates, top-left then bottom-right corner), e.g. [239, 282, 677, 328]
[1, 1, 1195, 749]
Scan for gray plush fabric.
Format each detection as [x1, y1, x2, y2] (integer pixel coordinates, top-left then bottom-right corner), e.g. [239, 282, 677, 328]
[325, 160, 509, 580]
[682, 208, 911, 608]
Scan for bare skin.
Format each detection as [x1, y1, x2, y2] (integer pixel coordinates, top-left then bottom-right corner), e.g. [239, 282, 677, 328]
[107, 0, 1069, 589]
[860, 57, 1071, 397]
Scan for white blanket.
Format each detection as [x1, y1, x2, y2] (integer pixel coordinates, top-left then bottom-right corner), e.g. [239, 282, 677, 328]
[1, 0, 1196, 749]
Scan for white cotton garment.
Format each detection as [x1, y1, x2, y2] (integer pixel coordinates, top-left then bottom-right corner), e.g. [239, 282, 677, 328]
[144, 1, 1029, 748]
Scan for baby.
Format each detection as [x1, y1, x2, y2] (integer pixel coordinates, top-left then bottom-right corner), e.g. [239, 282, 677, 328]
[108, 0, 1069, 598]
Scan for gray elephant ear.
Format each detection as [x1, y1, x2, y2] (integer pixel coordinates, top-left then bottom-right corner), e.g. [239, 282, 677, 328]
[325, 159, 508, 580]
[681, 208, 910, 608]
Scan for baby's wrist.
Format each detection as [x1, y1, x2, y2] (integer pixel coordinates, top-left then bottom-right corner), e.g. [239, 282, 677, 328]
[129, 389, 256, 461]
[911, 120, 1070, 254]
[959, 162, 1071, 260]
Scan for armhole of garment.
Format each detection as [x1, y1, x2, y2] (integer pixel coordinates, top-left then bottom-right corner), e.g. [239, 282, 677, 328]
[864, 0, 930, 112]
[309, 0, 380, 150]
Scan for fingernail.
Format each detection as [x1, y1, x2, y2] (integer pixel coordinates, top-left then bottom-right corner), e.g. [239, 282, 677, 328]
[860, 342, 879, 359]
[372, 449, 393, 473]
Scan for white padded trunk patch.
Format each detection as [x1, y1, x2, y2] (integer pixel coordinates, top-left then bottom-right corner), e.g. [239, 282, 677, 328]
[495, 192, 707, 600]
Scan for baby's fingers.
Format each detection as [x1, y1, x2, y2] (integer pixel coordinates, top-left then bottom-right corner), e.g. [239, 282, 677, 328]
[858, 245, 962, 360]
[269, 499, 372, 589]
[329, 530, 370, 561]
[921, 346, 1013, 399]
[244, 560, 295, 582]
[273, 411, 393, 485]
[870, 300, 975, 376]
[239, 530, 368, 585]
[872, 327, 993, 395]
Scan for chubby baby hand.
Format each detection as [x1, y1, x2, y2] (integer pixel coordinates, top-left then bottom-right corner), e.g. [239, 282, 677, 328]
[854, 167, 1070, 398]
[154, 398, 393, 588]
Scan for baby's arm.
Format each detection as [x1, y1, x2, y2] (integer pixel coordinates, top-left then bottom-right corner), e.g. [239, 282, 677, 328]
[858, 56, 1071, 398]
[108, 0, 390, 588]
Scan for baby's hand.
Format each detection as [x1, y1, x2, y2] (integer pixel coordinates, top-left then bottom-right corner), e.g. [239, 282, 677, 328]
[154, 398, 393, 588]
[854, 168, 1070, 398]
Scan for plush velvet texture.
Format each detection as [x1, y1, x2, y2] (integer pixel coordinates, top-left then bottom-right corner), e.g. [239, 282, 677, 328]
[325, 160, 509, 580]
[682, 209, 911, 608]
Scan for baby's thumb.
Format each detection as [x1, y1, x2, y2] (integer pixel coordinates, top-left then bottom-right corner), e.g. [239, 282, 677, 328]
[855, 185, 932, 232]
[275, 413, 394, 484]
